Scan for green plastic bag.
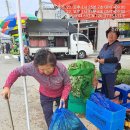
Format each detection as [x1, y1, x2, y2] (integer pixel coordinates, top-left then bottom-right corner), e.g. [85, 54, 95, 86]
[68, 60, 95, 76]
[68, 60, 95, 100]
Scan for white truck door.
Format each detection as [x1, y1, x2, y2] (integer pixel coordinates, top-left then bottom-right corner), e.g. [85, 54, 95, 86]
[70, 33, 94, 59]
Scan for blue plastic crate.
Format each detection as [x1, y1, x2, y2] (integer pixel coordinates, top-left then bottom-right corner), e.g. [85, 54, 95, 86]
[122, 103, 130, 109]
[86, 99, 126, 130]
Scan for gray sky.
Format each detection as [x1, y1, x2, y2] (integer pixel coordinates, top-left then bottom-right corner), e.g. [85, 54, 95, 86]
[0, 0, 51, 19]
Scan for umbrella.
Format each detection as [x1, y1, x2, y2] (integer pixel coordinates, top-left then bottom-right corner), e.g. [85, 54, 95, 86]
[51, 0, 130, 20]
[2, 27, 13, 35]
[0, 13, 37, 29]
[15, 34, 26, 42]
[1, 14, 36, 36]
[1, 24, 26, 35]
[0, 19, 2, 23]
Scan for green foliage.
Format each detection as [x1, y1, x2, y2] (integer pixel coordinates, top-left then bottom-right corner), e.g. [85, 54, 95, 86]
[116, 69, 130, 85]
[96, 69, 130, 85]
[70, 75, 93, 99]
[68, 60, 95, 99]
[96, 71, 101, 78]
[10, 49, 20, 55]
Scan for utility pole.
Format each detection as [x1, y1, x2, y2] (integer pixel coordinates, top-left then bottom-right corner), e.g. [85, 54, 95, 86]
[6, 0, 10, 15]
[37, 0, 43, 21]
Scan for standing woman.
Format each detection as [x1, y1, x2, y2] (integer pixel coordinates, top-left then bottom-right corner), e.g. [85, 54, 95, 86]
[95, 27, 123, 100]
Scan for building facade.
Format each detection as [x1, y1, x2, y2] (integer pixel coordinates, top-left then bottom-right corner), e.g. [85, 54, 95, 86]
[37, 2, 130, 51]
[97, 19, 130, 51]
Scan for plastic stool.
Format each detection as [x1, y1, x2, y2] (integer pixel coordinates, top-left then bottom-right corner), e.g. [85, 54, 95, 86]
[115, 84, 130, 104]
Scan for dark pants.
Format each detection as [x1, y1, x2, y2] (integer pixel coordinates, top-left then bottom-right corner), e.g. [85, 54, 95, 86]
[40, 94, 60, 128]
[6, 48, 10, 54]
[40, 94, 68, 129]
[101, 73, 117, 99]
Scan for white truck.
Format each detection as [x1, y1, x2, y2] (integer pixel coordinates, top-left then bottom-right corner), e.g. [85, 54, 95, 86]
[29, 33, 94, 59]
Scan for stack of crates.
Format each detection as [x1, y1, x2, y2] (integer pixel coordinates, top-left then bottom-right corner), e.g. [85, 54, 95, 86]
[68, 93, 86, 114]
[86, 99, 126, 130]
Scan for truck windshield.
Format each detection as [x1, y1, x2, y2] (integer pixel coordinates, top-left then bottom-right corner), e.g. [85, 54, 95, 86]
[73, 34, 90, 43]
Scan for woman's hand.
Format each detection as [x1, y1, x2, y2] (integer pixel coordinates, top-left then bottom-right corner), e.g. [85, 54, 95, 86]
[59, 98, 65, 109]
[92, 78, 98, 88]
[98, 59, 105, 64]
[1, 87, 10, 99]
[93, 69, 98, 88]
[94, 58, 99, 62]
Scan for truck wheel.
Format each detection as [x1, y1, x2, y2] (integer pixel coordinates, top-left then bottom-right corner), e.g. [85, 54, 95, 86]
[57, 53, 65, 59]
[78, 51, 86, 59]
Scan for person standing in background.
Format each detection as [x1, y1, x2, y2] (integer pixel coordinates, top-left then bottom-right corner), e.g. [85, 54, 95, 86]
[5, 42, 10, 54]
[95, 27, 123, 101]
[1, 43, 5, 54]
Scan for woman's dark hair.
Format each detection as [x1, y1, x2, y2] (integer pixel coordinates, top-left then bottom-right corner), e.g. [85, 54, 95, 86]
[34, 49, 57, 67]
[106, 27, 120, 38]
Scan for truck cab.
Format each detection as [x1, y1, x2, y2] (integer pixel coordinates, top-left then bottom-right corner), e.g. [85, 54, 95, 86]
[69, 33, 93, 59]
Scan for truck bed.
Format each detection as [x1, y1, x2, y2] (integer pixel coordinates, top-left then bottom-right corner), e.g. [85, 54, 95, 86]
[29, 47, 69, 55]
